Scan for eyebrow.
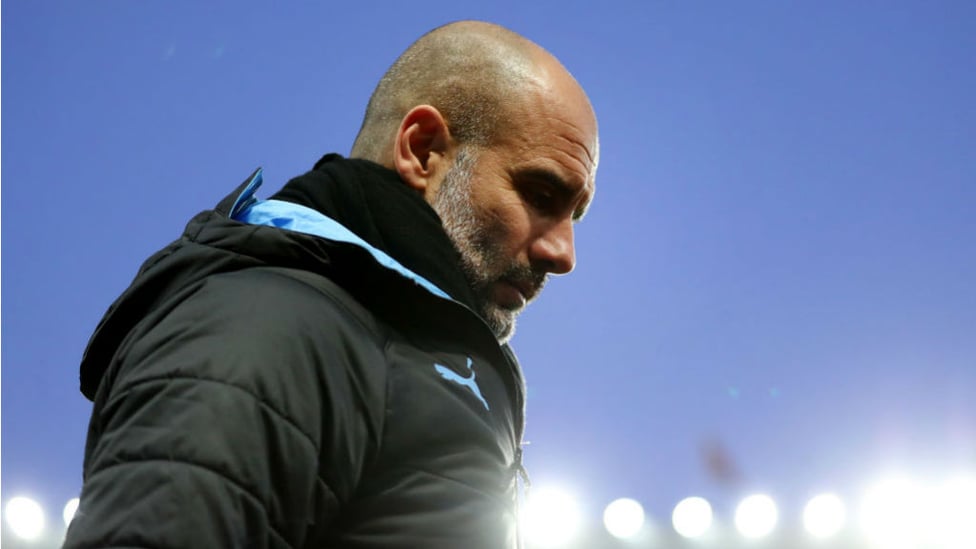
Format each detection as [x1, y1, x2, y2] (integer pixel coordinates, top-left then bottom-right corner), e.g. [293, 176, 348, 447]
[518, 167, 592, 222]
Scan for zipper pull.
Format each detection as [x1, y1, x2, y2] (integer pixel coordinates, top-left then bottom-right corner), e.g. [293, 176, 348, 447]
[513, 447, 532, 549]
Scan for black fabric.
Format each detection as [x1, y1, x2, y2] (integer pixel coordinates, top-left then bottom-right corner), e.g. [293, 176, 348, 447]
[67, 160, 526, 549]
[271, 154, 480, 311]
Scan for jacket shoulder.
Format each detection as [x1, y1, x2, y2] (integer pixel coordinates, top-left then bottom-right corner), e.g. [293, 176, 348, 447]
[73, 267, 389, 547]
[107, 266, 390, 445]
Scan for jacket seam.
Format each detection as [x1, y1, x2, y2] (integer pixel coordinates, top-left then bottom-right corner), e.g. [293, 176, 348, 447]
[357, 337, 394, 481]
[246, 266, 386, 340]
[108, 374, 320, 457]
[85, 458, 296, 549]
[410, 466, 513, 509]
[263, 266, 391, 491]
[246, 266, 388, 445]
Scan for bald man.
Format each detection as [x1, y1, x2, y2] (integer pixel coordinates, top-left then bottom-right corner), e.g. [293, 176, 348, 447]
[68, 21, 598, 549]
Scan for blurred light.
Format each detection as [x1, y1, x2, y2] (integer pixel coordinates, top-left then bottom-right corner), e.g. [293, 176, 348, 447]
[928, 475, 976, 549]
[4, 496, 46, 540]
[64, 498, 80, 526]
[735, 494, 778, 539]
[860, 477, 924, 548]
[672, 496, 713, 539]
[603, 498, 645, 539]
[521, 486, 582, 547]
[803, 493, 846, 539]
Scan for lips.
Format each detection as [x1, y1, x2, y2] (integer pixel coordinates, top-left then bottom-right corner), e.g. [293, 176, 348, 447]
[505, 278, 537, 303]
[492, 281, 526, 310]
[490, 270, 546, 311]
[498, 277, 542, 309]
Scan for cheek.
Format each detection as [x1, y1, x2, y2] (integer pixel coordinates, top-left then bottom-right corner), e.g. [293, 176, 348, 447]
[468, 178, 533, 254]
[478, 205, 533, 259]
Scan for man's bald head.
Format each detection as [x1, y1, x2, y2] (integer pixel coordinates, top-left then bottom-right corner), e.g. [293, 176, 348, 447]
[351, 21, 575, 163]
[350, 21, 599, 342]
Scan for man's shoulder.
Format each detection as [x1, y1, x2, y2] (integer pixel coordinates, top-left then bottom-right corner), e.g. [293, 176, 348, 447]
[110, 265, 391, 414]
[196, 266, 387, 340]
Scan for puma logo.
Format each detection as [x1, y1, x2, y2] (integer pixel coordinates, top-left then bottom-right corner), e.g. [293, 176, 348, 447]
[434, 357, 489, 410]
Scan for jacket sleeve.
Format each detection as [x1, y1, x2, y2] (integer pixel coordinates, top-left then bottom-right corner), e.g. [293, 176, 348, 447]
[64, 269, 387, 549]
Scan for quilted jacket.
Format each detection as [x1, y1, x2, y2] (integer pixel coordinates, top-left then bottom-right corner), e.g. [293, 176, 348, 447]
[66, 158, 527, 549]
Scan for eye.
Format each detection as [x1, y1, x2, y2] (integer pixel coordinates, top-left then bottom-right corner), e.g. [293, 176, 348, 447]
[522, 184, 556, 212]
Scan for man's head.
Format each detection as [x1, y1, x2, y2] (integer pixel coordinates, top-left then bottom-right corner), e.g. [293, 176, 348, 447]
[351, 21, 599, 342]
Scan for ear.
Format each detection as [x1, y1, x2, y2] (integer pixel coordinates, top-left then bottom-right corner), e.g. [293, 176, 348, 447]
[392, 105, 455, 198]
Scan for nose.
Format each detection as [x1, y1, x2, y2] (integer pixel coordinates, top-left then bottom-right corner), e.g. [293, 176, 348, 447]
[529, 218, 576, 275]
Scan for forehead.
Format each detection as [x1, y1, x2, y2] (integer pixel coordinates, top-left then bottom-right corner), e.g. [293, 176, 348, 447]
[498, 75, 598, 172]
[494, 75, 599, 201]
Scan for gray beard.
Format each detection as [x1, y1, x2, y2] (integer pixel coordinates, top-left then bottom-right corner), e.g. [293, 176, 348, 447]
[431, 147, 518, 343]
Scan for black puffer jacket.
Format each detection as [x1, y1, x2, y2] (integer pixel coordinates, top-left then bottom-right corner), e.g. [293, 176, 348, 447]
[66, 156, 527, 549]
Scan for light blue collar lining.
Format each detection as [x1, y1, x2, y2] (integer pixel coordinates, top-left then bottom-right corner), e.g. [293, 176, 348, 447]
[229, 169, 451, 300]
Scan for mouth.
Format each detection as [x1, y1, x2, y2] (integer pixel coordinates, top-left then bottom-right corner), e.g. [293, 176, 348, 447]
[493, 280, 530, 310]
[509, 278, 538, 302]
[495, 277, 540, 309]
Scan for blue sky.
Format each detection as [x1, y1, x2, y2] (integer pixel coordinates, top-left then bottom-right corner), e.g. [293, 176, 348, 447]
[3, 0, 975, 539]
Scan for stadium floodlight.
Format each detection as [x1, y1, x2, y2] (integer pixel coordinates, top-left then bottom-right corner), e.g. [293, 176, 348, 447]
[4, 496, 46, 540]
[802, 493, 845, 539]
[734, 494, 778, 539]
[64, 498, 81, 527]
[603, 498, 645, 540]
[672, 496, 713, 539]
[859, 476, 924, 547]
[520, 486, 583, 547]
[928, 475, 976, 549]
